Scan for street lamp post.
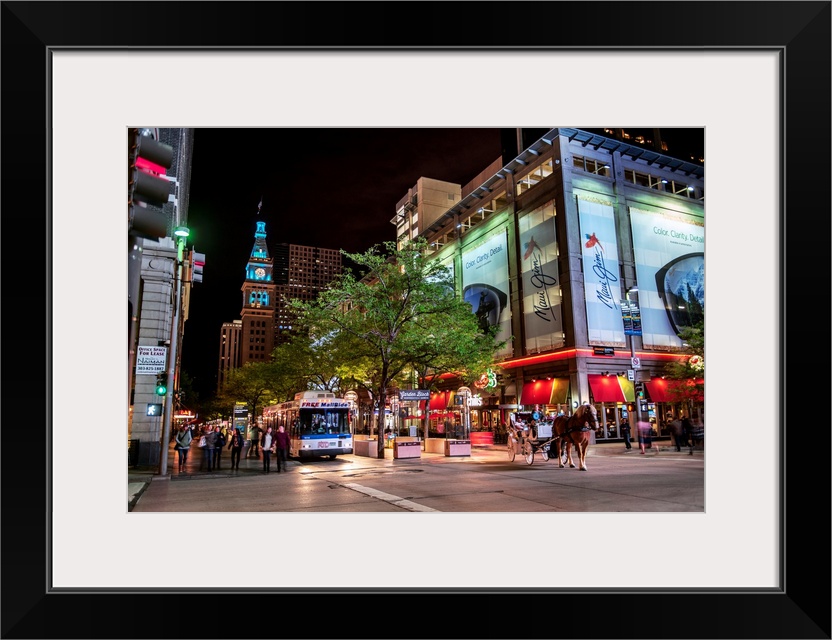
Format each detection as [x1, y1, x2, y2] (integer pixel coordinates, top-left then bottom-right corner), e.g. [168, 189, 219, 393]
[159, 226, 189, 476]
[625, 286, 643, 430]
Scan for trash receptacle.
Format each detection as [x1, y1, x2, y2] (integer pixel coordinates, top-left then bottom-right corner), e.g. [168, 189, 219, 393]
[128, 439, 140, 467]
[240, 439, 251, 459]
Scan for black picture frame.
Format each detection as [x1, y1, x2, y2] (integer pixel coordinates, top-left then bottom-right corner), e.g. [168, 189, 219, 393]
[2, 2, 829, 638]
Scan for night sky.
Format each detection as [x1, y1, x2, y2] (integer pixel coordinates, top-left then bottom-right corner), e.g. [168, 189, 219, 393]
[181, 128, 504, 396]
[180, 127, 703, 399]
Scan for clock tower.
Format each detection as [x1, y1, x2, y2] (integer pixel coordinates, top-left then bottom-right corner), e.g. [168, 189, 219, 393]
[240, 219, 276, 364]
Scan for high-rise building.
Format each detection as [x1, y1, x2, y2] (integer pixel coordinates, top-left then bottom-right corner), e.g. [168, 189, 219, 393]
[402, 127, 705, 442]
[217, 320, 242, 389]
[273, 243, 342, 345]
[240, 220, 276, 365]
[129, 127, 195, 466]
[391, 177, 463, 250]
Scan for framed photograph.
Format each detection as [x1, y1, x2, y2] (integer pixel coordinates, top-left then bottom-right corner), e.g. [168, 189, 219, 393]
[3, 2, 829, 638]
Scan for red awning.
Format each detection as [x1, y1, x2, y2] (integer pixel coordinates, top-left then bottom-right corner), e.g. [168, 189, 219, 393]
[519, 379, 555, 406]
[429, 391, 448, 411]
[645, 378, 704, 403]
[587, 374, 626, 403]
[644, 379, 670, 402]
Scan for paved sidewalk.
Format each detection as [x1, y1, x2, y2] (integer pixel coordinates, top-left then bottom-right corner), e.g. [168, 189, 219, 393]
[128, 437, 703, 511]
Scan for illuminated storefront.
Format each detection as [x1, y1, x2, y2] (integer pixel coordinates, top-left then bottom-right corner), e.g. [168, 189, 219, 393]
[417, 128, 704, 441]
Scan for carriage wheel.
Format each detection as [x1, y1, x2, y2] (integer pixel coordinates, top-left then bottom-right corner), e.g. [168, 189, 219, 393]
[507, 441, 516, 462]
[541, 448, 549, 462]
[523, 442, 535, 465]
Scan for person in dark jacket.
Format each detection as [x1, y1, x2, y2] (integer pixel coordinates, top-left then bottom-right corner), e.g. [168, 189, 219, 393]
[274, 424, 291, 472]
[200, 426, 218, 472]
[668, 414, 685, 452]
[212, 426, 227, 470]
[681, 414, 695, 455]
[620, 419, 632, 450]
[227, 427, 244, 471]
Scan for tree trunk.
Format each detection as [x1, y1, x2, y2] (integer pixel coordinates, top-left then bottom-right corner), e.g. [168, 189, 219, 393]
[376, 388, 387, 458]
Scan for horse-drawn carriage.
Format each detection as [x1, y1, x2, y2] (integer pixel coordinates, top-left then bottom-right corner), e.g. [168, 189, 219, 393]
[506, 404, 600, 470]
[506, 419, 562, 465]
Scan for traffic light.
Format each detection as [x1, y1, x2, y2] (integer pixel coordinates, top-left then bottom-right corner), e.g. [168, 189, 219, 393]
[155, 372, 168, 396]
[128, 128, 173, 240]
[636, 382, 645, 399]
[191, 251, 205, 284]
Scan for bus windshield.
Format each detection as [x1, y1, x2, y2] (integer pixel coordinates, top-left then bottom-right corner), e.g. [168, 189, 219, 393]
[298, 410, 350, 436]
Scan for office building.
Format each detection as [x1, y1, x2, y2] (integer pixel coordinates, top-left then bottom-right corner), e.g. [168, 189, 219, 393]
[409, 127, 704, 442]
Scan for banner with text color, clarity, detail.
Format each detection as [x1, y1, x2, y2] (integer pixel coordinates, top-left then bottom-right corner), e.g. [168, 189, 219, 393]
[461, 229, 512, 359]
[629, 207, 704, 349]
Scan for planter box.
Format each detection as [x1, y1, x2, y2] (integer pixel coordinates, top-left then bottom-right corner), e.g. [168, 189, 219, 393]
[394, 441, 422, 459]
[354, 438, 379, 458]
[424, 438, 446, 454]
[445, 440, 471, 457]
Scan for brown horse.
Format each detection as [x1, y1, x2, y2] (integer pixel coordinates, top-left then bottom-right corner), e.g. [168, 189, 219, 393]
[552, 403, 600, 471]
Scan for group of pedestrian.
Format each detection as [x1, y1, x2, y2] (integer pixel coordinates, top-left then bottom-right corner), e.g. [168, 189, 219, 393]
[667, 412, 702, 455]
[618, 417, 653, 453]
[259, 425, 290, 473]
[173, 423, 291, 474]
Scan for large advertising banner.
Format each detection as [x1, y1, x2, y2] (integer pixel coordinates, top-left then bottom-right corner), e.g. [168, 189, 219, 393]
[576, 197, 626, 347]
[519, 200, 564, 353]
[629, 207, 704, 349]
[436, 253, 455, 293]
[461, 230, 512, 358]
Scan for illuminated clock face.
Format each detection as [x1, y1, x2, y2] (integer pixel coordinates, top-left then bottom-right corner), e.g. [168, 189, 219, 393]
[255, 267, 266, 279]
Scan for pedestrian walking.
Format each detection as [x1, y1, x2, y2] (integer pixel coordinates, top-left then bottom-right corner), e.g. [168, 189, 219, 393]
[681, 414, 695, 455]
[274, 424, 290, 472]
[174, 423, 192, 472]
[668, 413, 685, 452]
[199, 426, 218, 472]
[690, 420, 704, 451]
[227, 427, 244, 470]
[212, 425, 227, 470]
[260, 426, 275, 473]
[248, 425, 262, 458]
[637, 419, 653, 454]
[620, 419, 632, 449]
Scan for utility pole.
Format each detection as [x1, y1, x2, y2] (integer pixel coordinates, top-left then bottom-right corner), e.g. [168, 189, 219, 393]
[159, 226, 189, 475]
[625, 287, 643, 428]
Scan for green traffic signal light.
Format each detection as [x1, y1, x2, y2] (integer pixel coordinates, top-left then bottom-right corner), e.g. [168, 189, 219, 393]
[155, 372, 168, 396]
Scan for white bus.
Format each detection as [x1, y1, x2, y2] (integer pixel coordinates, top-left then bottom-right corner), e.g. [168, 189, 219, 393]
[262, 391, 353, 460]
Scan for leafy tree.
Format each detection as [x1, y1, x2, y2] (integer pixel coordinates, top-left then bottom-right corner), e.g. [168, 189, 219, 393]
[663, 319, 704, 408]
[401, 299, 504, 438]
[291, 238, 503, 457]
[216, 362, 279, 422]
[269, 337, 318, 401]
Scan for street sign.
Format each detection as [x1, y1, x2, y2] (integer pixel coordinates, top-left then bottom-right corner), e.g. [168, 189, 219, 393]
[631, 356, 641, 369]
[627, 369, 635, 381]
[136, 346, 167, 374]
[399, 389, 430, 401]
[146, 403, 162, 416]
[631, 309, 642, 336]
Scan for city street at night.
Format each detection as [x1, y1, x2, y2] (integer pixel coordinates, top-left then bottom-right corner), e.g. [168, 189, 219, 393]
[131, 440, 704, 513]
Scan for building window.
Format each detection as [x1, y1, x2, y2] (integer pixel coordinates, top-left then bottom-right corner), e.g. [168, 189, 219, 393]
[572, 154, 611, 178]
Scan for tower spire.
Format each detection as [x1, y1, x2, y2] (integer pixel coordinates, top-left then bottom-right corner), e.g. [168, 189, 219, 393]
[257, 196, 263, 215]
